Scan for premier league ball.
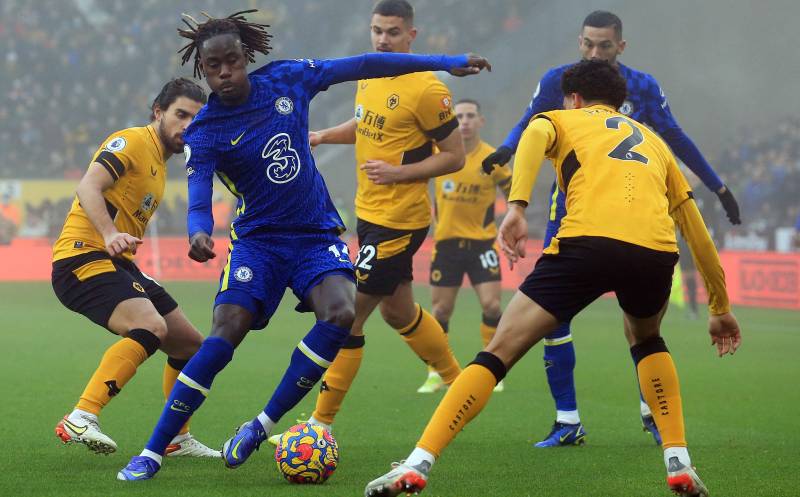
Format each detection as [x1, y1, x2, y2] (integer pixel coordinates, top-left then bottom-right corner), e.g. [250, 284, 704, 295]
[274, 423, 339, 483]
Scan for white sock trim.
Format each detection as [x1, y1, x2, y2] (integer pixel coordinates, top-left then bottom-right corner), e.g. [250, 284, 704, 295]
[256, 412, 276, 434]
[140, 449, 163, 466]
[70, 409, 97, 422]
[405, 447, 435, 470]
[556, 410, 580, 425]
[308, 415, 332, 432]
[663, 446, 691, 469]
[640, 399, 652, 417]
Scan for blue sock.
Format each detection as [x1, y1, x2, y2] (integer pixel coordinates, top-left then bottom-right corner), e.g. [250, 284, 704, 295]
[543, 322, 577, 412]
[264, 321, 349, 422]
[144, 336, 234, 455]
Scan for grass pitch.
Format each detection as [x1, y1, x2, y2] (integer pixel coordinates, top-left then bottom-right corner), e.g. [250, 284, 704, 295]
[0, 281, 797, 496]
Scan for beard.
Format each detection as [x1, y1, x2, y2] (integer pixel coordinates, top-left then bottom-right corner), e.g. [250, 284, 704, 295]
[158, 119, 183, 154]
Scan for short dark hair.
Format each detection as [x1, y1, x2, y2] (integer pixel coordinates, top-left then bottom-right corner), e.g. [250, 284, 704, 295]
[582, 10, 622, 38]
[372, 0, 414, 24]
[150, 78, 207, 121]
[455, 98, 481, 113]
[178, 10, 272, 78]
[561, 59, 627, 109]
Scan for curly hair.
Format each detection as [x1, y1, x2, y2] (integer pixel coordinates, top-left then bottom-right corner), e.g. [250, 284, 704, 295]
[177, 9, 272, 78]
[561, 59, 627, 109]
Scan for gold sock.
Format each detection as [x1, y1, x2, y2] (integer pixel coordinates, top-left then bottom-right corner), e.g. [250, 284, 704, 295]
[637, 351, 686, 448]
[163, 361, 190, 435]
[75, 337, 149, 415]
[312, 345, 364, 425]
[399, 305, 461, 384]
[417, 364, 496, 457]
[480, 323, 496, 348]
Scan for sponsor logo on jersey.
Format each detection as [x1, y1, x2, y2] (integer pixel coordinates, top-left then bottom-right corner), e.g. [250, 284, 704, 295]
[442, 179, 456, 194]
[355, 104, 364, 121]
[262, 133, 302, 184]
[440, 96, 452, 109]
[234, 266, 253, 283]
[275, 97, 294, 115]
[105, 137, 127, 152]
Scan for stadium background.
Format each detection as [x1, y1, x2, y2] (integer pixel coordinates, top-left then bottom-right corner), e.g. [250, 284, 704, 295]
[1, 1, 799, 496]
[1, 0, 798, 307]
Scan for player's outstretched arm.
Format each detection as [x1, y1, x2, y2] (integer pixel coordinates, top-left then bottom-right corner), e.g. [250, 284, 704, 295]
[320, 53, 490, 87]
[311, 118, 357, 147]
[672, 198, 741, 355]
[497, 201, 528, 269]
[76, 163, 142, 257]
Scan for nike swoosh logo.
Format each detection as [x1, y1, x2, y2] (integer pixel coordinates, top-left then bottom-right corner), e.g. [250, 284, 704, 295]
[169, 404, 190, 413]
[150, 166, 157, 176]
[231, 438, 244, 460]
[63, 419, 87, 435]
[230, 131, 246, 146]
[130, 472, 148, 477]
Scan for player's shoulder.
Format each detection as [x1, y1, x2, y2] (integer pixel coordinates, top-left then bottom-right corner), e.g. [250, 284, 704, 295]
[251, 58, 317, 78]
[539, 63, 572, 85]
[412, 70, 451, 93]
[618, 63, 660, 91]
[97, 126, 149, 154]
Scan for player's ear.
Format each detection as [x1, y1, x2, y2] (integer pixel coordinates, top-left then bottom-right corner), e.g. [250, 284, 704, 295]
[408, 26, 417, 43]
[617, 39, 627, 54]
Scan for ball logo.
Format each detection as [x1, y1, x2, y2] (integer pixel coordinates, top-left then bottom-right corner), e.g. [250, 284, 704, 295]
[440, 95, 451, 109]
[183, 144, 191, 164]
[234, 266, 253, 283]
[355, 104, 364, 121]
[275, 97, 294, 115]
[105, 137, 127, 152]
[262, 133, 302, 184]
[619, 100, 634, 116]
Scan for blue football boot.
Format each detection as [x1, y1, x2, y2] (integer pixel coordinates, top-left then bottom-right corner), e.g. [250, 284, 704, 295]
[642, 414, 663, 445]
[117, 456, 160, 481]
[222, 420, 267, 469]
[534, 421, 587, 447]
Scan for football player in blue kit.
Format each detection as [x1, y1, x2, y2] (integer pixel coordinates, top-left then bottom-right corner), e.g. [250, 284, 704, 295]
[118, 9, 490, 481]
[481, 10, 741, 448]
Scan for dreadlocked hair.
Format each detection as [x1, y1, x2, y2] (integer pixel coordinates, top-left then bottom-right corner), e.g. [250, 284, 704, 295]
[177, 9, 272, 78]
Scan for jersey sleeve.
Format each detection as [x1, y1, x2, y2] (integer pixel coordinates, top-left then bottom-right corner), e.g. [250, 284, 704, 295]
[184, 133, 217, 238]
[304, 53, 469, 96]
[643, 75, 724, 192]
[664, 154, 693, 214]
[414, 80, 458, 141]
[91, 130, 142, 181]
[501, 68, 563, 151]
[508, 117, 557, 204]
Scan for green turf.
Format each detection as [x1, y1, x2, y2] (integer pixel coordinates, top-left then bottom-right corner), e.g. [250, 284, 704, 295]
[0, 281, 797, 496]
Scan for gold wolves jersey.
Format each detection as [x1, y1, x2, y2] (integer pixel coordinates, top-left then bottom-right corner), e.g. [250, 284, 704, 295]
[354, 71, 457, 230]
[529, 105, 691, 253]
[434, 141, 510, 241]
[53, 125, 167, 262]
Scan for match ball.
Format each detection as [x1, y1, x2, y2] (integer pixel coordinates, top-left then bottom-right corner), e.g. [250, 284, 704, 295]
[274, 423, 339, 483]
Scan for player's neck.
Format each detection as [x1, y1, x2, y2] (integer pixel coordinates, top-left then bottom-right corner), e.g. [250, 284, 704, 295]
[463, 136, 480, 154]
[149, 122, 172, 161]
[219, 79, 252, 107]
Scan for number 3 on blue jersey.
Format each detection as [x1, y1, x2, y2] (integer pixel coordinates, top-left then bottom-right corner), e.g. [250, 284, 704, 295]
[262, 133, 302, 184]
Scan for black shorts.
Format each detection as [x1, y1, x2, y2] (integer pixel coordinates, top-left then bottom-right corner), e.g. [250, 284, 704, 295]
[354, 219, 428, 296]
[430, 238, 501, 287]
[519, 236, 678, 322]
[52, 251, 178, 329]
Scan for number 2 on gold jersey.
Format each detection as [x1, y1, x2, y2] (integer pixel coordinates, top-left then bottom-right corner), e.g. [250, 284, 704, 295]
[605, 116, 649, 164]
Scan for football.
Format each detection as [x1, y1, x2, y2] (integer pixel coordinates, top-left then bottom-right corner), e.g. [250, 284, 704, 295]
[274, 423, 339, 484]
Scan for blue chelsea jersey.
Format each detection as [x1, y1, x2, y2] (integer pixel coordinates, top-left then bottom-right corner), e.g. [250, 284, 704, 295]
[184, 58, 344, 238]
[502, 62, 723, 192]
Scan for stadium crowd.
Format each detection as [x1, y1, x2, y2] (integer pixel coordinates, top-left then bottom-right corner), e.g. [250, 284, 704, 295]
[1, 0, 797, 249]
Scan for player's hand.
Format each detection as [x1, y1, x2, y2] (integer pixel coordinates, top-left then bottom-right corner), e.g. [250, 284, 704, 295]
[308, 131, 322, 149]
[481, 146, 513, 175]
[104, 231, 142, 257]
[708, 312, 742, 357]
[360, 160, 404, 185]
[497, 203, 528, 269]
[188, 232, 216, 262]
[716, 186, 741, 225]
[449, 53, 492, 77]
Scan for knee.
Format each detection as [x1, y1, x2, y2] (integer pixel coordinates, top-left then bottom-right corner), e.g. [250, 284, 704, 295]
[481, 301, 502, 321]
[380, 305, 413, 330]
[320, 299, 355, 330]
[432, 303, 454, 323]
[137, 314, 168, 341]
